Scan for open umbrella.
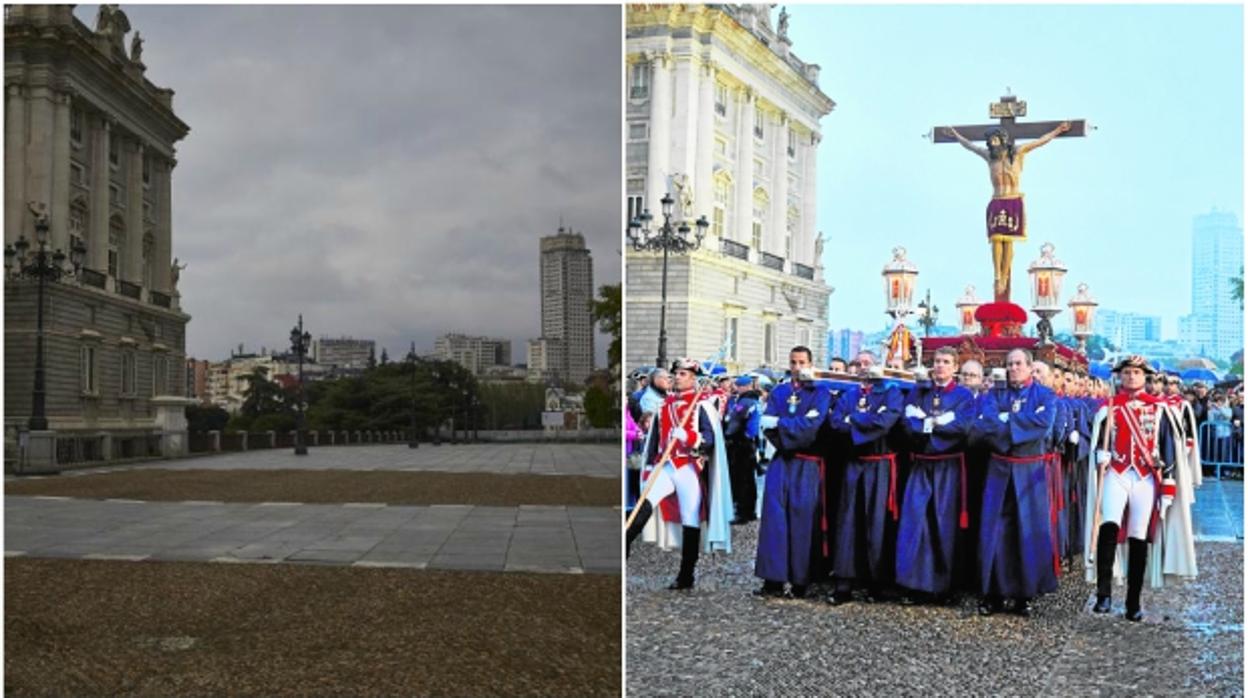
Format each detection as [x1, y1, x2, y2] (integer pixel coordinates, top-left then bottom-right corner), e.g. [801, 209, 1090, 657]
[1180, 368, 1219, 383]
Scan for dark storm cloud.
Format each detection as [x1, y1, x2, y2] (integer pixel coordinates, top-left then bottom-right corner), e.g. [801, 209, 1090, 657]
[76, 5, 621, 361]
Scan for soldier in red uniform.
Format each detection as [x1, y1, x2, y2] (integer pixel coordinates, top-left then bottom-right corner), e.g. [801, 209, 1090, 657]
[626, 358, 721, 590]
[1090, 356, 1179, 621]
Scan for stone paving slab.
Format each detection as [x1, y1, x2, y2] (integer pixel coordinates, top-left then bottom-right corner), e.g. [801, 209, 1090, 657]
[40, 443, 620, 479]
[5, 496, 620, 575]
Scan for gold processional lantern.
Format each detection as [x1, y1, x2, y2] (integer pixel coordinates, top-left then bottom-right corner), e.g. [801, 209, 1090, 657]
[1027, 242, 1067, 344]
[881, 246, 920, 367]
[1067, 282, 1098, 354]
[955, 285, 982, 336]
[882, 246, 919, 318]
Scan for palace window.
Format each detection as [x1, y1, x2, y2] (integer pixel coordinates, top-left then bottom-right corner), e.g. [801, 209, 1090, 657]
[724, 316, 739, 361]
[627, 177, 645, 225]
[629, 62, 650, 100]
[142, 231, 154, 289]
[754, 106, 765, 140]
[764, 322, 776, 364]
[714, 83, 728, 117]
[142, 155, 151, 187]
[752, 220, 763, 251]
[109, 184, 122, 207]
[109, 134, 120, 168]
[121, 351, 136, 396]
[108, 218, 124, 278]
[788, 129, 797, 159]
[70, 107, 83, 145]
[69, 202, 87, 237]
[152, 354, 169, 396]
[70, 163, 85, 187]
[80, 345, 98, 394]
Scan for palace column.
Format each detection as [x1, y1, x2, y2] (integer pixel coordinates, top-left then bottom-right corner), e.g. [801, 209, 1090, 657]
[801, 132, 819, 267]
[153, 157, 173, 293]
[124, 139, 144, 287]
[771, 111, 789, 260]
[88, 116, 111, 273]
[693, 61, 715, 224]
[645, 53, 672, 215]
[5, 84, 27, 244]
[734, 87, 754, 246]
[50, 90, 72, 251]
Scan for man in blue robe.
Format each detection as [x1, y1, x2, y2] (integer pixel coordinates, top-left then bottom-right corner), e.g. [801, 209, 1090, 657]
[826, 351, 904, 605]
[753, 346, 832, 599]
[976, 348, 1058, 617]
[895, 347, 977, 604]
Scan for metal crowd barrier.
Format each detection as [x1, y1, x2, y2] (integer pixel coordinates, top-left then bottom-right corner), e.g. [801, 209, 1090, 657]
[1199, 421, 1244, 480]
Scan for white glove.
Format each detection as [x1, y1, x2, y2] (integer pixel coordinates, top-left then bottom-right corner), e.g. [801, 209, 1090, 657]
[843, 415, 851, 424]
[935, 412, 956, 426]
[905, 404, 927, 419]
[671, 427, 690, 445]
[805, 409, 820, 419]
[759, 415, 779, 430]
[1095, 450, 1111, 467]
[998, 412, 1009, 423]
[1069, 432, 1080, 445]
[1159, 478, 1176, 520]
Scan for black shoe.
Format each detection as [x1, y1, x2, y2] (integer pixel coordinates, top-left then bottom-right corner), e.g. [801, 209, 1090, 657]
[899, 594, 918, 606]
[826, 591, 853, 606]
[1012, 598, 1033, 618]
[790, 585, 807, 599]
[752, 581, 785, 598]
[1124, 607, 1144, 622]
[1125, 537, 1148, 624]
[978, 597, 1003, 616]
[1093, 595, 1112, 614]
[862, 587, 882, 604]
[668, 525, 700, 590]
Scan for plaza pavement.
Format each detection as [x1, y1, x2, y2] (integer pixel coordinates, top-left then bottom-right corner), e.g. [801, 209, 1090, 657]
[5, 443, 620, 575]
[626, 479, 1243, 695]
[129, 442, 619, 478]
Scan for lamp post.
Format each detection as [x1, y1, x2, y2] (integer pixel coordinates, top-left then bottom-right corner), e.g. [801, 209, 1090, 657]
[1067, 282, 1099, 355]
[916, 288, 939, 338]
[880, 246, 920, 367]
[4, 211, 86, 432]
[430, 363, 443, 446]
[407, 342, 420, 449]
[628, 192, 708, 369]
[1027, 242, 1067, 345]
[955, 285, 982, 336]
[289, 315, 311, 455]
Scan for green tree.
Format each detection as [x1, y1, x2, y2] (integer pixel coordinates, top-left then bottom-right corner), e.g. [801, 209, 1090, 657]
[240, 366, 290, 419]
[1233, 266, 1243, 310]
[582, 384, 616, 428]
[185, 404, 229, 433]
[380, 348, 390, 365]
[591, 283, 621, 378]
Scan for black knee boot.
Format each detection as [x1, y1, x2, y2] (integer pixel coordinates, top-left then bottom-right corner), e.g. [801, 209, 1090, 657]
[669, 525, 700, 590]
[1094, 522, 1119, 613]
[626, 501, 653, 559]
[1125, 537, 1148, 622]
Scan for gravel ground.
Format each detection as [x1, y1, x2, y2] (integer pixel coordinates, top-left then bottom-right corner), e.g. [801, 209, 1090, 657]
[627, 521, 1242, 696]
[4, 469, 617, 507]
[6, 558, 621, 697]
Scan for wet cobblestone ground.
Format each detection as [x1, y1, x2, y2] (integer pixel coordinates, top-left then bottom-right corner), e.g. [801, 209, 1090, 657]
[627, 520, 1242, 696]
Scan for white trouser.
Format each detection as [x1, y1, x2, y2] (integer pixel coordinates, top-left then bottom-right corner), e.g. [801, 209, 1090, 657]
[645, 461, 702, 527]
[1100, 467, 1156, 540]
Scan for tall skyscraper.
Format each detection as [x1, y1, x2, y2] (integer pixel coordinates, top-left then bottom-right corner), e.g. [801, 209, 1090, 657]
[1179, 209, 1243, 360]
[539, 226, 595, 385]
[625, 5, 835, 372]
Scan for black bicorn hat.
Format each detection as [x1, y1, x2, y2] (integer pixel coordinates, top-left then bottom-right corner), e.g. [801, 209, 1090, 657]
[670, 357, 704, 376]
[1111, 354, 1156, 375]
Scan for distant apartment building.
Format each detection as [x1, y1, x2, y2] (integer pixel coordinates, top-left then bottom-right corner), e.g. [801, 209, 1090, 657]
[828, 329, 865, 365]
[527, 337, 559, 384]
[1094, 309, 1162, 351]
[539, 227, 594, 385]
[434, 333, 512, 376]
[1179, 209, 1243, 360]
[186, 358, 210, 405]
[311, 337, 374, 373]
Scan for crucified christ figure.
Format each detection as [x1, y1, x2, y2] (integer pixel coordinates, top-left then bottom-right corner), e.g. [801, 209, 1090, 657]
[944, 120, 1070, 301]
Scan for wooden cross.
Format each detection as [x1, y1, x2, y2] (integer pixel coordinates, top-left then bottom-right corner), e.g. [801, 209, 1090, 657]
[931, 93, 1088, 144]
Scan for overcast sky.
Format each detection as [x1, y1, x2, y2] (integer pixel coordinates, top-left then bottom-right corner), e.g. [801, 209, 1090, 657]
[787, 4, 1243, 339]
[75, 5, 621, 363]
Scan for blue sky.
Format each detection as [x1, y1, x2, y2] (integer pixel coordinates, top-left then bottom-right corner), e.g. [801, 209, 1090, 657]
[786, 4, 1243, 338]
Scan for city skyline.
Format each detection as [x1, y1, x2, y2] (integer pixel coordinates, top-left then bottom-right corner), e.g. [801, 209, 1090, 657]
[87, 5, 621, 365]
[786, 4, 1242, 340]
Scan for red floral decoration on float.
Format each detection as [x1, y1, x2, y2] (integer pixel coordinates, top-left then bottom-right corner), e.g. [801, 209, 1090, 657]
[975, 302, 1027, 338]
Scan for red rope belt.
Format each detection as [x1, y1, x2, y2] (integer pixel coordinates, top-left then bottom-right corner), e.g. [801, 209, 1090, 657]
[913, 452, 969, 530]
[795, 453, 828, 556]
[860, 453, 900, 521]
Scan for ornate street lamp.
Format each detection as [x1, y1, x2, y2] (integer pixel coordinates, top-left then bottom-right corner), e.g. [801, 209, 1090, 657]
[1027, 242, 1067, 345]
[955, 285, 982, 336]
[1068, 282, 1099, 355]
[406, 342, 420, 449]
[289, 315, 311, 455]
[5, 209, 86, 431]
[916, 288, 939, 338]
[880, 247, 920, 367]
[628, 192, 709, 369]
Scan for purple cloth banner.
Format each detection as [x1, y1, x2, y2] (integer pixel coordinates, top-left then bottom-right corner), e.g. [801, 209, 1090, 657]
[986, 197, 1025, 240]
